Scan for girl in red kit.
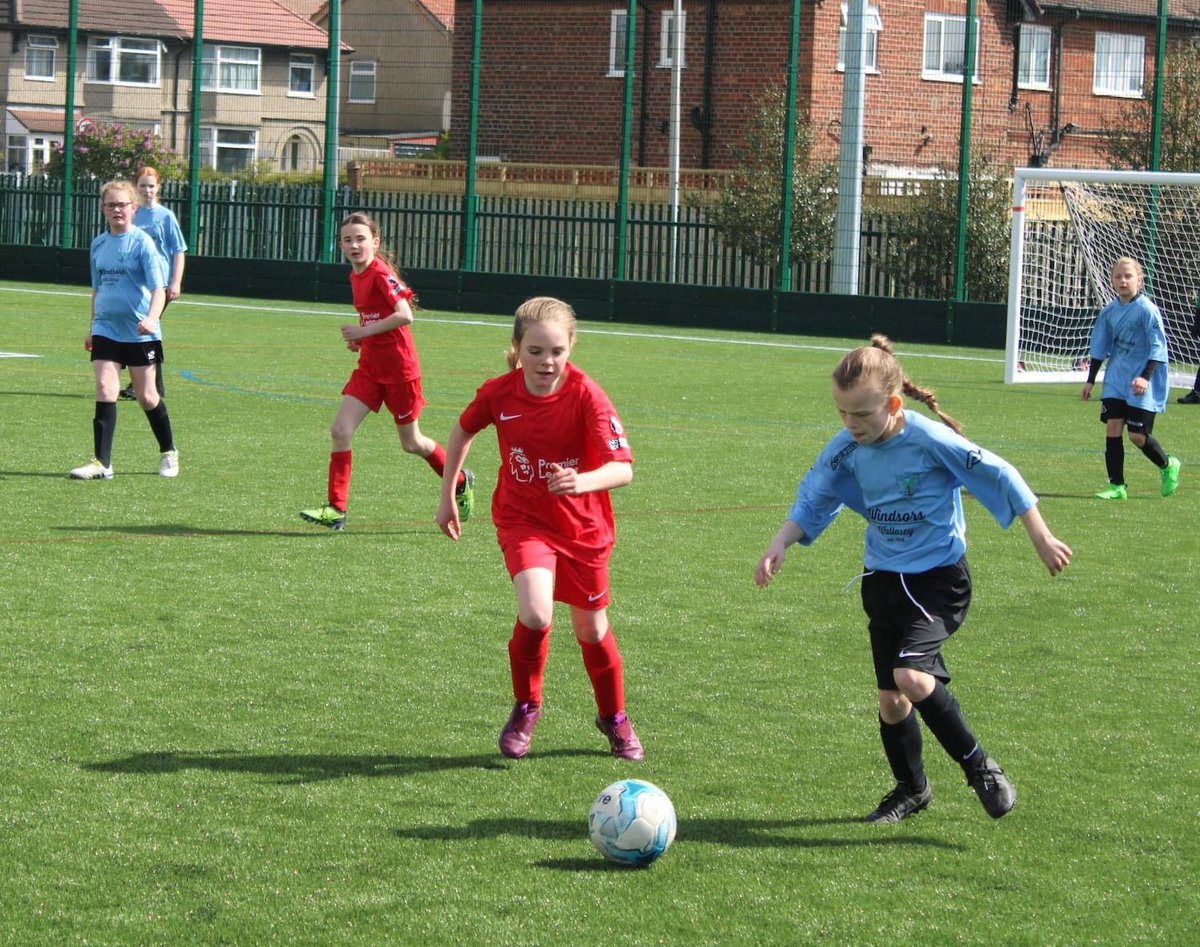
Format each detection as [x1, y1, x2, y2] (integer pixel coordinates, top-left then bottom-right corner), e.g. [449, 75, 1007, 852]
[436, 296, 643, 761]
[300, 212, 473, 530]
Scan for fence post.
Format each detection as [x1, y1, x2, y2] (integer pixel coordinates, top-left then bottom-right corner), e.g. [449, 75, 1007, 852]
[186, 0, 204, 254]
[774, 0, 803, 329]
[319, 0, 341, 264]
[60, 0, 80, 249]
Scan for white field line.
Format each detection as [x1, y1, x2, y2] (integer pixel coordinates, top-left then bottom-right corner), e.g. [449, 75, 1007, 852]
[0, 284, 1005, 365]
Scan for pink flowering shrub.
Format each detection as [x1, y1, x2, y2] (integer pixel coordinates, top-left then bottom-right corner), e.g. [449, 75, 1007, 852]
[46, 119, 183, 181]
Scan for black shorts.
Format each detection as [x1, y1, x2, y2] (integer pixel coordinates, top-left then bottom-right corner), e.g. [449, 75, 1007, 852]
[91, 334, 165, 369]
[1100, 398, 1155, 435]
[860, 557, 972, 690]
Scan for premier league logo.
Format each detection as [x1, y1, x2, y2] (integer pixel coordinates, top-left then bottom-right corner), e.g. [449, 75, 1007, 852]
[508, 446, 534, 483]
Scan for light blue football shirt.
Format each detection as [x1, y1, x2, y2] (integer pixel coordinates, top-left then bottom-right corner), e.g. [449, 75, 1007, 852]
[133, 203, 187, 266]
[89, 228, 168, 343]
[787, 411, 1038, 573]
[1089, 293, 1169, 413]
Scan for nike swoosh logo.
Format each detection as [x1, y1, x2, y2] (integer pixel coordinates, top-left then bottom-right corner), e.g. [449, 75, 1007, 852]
[499, 412, 522, 421]
[897, 650, 926, 659]
[395, 411, 413, 420]
[587, 589, 608, 603]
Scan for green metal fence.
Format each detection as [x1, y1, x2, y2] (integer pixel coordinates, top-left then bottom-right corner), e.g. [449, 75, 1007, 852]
[0, 174, 937, 296]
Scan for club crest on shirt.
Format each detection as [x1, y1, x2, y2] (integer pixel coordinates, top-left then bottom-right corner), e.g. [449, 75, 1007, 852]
[608, 416, 628, 450]
[896, 474, 919, 497]
[965, 448, 983, 470]
[508, 446, 534, 483]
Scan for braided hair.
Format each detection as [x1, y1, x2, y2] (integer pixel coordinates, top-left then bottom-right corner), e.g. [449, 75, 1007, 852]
[832, 334, 963, 434]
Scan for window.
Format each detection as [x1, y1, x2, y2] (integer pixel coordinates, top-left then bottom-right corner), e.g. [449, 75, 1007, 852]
[923, 14, 979, 82]
[1018, 24, 1052, 89]
[6, 135, 29, 174]
[202, 45, 261, 93]
[1094, 32, 1144, 97]
[609, 10, 630, 77]
[200, 127, 258, 173]
[86, 37, 160, 86]
[289, 54, 315, 96]
[837, 4, 882, 73]
[658, 9, 686, 68]
[348, 61, 376, 104]
[25, 35, 57, 80]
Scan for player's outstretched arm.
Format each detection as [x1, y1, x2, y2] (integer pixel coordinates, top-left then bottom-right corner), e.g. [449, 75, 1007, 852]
[436, 424, 475, 541]
[755, 520, 806, 588]
[1019, 506, 1073, 576]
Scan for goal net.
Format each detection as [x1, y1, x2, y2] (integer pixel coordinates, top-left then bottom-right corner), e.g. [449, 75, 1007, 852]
[1005, 168, 1200, 387]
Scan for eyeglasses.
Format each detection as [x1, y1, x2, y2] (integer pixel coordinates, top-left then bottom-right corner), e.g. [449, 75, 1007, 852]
[102, 201, 133, 210]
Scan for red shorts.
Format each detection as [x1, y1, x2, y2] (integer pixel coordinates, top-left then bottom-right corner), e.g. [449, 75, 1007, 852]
[343, 370, 425, 426]
[500, 535, 612, 611]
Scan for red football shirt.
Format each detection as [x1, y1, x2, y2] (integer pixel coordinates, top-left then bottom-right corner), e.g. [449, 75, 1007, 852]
[458, 364, 633, 558]
[348, 257, 419, 383]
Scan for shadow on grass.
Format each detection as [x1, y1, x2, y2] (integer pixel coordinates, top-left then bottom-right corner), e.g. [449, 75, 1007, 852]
[53, 523, 427, 539]
[83, 750, 507, 785]
[0, 470, 90, 479]
[395, 815, 965, 855]
[0, 391, 87, 399]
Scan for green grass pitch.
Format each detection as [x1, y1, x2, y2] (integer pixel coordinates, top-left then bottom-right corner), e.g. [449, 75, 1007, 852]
[0, 279, 1196, 944]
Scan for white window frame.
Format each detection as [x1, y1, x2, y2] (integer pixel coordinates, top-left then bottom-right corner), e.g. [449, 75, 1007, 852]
[1018, 24, 1053, 90]
[201, 45, 261, 94]
[289, 54, 316, 97]
[6, 134, 29, 173]
[199, 126, 259, 173]
[348, 61, 377, 104]
[837, 4, 882, 73]
[657, 9, 686, 69]
[922, 13, 980, 83]
[25, 34, 58, 81]
[1094, 31, 1145, 98]
[608, 10, 630, 77]
[85, 36, 161, 86]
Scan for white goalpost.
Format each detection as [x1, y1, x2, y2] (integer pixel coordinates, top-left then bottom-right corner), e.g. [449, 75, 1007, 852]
[1005, 167, 1200, 387]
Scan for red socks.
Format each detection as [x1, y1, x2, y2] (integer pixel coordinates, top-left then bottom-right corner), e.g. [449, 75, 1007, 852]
[579, 631, 624, 718]
[508, 620, 551, 705]
[328, 450, 351, 511]
[423, 443, 465, 487]
[508, 621, 626, 717]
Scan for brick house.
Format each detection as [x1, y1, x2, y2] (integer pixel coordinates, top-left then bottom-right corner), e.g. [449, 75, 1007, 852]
[1, 0, 335, 175]
[448, 0, 1200, 177]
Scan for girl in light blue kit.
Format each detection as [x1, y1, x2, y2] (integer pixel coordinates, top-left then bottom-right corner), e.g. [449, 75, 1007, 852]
[1081, 256, 1181, 500]
[118, 165, 187, 401]
[70, 179, 178, 480]
[756, 335, 1072, 824]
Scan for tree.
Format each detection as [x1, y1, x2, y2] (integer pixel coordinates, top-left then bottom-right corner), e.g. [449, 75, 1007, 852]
[700, 88, 838, 270]
[1100, 41, 1200, 171]
[867, 148, 1011, 302]
[46, 119, 184, 182]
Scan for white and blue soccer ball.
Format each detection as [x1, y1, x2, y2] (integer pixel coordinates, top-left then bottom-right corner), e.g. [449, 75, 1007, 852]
[588, 778, 676, 867]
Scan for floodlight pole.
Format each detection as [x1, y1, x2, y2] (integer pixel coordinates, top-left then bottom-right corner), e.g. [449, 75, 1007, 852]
[832, 0, 868, 295]
[667, 0, 683, 283]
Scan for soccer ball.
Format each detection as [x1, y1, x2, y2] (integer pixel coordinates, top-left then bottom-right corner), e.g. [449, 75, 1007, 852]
[588, 778, 676, 867]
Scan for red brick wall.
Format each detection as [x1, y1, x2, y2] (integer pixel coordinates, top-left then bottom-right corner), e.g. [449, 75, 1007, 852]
[450, 0, 1169, 174]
